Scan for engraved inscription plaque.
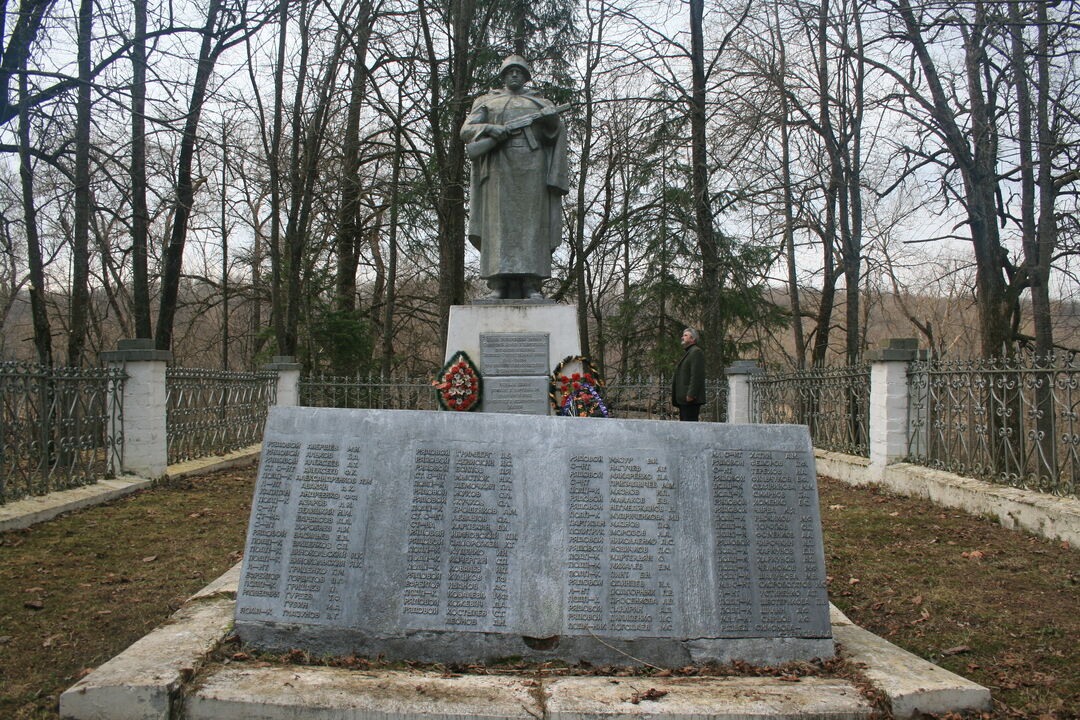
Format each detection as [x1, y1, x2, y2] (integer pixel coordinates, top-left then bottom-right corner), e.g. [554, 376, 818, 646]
[236, 407, 832, 666]
[479, 333, 549, 376]
[237, 439, 375, 627]
[402, 442, 520, 630]
[566, 450, 679, 637]
[483, 376, 551, 415]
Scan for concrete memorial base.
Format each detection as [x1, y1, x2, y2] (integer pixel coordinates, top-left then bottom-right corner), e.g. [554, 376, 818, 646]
[234, 407, 833, 666]
[444, 303, 581, 414]
[59, 566, 992, 720]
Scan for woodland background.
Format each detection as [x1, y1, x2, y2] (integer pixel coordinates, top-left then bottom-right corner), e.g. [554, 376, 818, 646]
[0, 0, 1078, 379]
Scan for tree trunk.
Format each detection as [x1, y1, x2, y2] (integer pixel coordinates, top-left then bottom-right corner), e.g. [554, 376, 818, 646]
[130, 0, 151, 338]
[155, 0, 223, 351]
[688, 0, 722, 377]
[334, 0, 375, 314]
[268, 0, 288, 354]
[774, 0, 804, 368]
[18, 65, 51, 366]
[380, 112, 403, 377]
[68, 0, 92, 365]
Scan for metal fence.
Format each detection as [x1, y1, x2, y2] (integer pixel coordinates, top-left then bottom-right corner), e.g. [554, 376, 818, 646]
[299, 373, 727, 421]
[602, 376, 728, 421]
[908, 352, 1080, 497]
[166, 368, 278, 464]
[299, 375, 440, 410]
[0, 362, 125, 504]
[751, 364, 871, 457]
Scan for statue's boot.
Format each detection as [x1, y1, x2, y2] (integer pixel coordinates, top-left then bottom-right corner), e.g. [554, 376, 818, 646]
[485, 278, 508, 299]
[525, 278, 544, 300]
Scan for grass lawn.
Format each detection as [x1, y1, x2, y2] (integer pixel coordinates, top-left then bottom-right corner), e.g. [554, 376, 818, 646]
[0, 467, 1076, 719]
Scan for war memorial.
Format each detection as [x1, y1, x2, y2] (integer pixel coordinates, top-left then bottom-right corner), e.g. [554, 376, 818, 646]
[59, 55, 990, 720]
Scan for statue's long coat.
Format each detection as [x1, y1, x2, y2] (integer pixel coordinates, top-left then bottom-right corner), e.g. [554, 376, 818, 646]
[461, 89, 569, 279]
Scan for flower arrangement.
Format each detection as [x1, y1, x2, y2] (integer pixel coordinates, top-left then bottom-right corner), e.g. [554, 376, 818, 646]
[433, 351, 482, 411]
[550, 355, 609, 418]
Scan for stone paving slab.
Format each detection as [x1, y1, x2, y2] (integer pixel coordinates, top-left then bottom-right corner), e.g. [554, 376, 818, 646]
[829, 606, 991, 719]
[186, 667, 542, 720]
[543, 676, 871, 720]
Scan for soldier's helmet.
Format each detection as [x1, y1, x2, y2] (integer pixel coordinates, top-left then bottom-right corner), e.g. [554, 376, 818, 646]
[498, 55, 532, 82]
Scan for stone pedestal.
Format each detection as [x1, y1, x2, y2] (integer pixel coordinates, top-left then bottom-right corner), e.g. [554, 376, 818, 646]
[445, 303, 581, 414]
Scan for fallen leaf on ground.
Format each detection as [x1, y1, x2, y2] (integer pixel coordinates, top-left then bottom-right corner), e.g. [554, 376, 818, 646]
[629, 688, 668, 704]
[142, 555, 158, 563]
[828, 504, 846, 510]
[848, 577, 860, 585]
[942, 645, 972, 656]
[962, 550, 986, 559]
[24, 599, 44, 610]
[911, 595, 923, 606]
[889, 511, 900, 517]
[25, 586, 43, 592]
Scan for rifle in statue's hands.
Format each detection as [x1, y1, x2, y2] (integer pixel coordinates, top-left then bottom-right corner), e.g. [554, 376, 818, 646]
[466, 103, 573, 160]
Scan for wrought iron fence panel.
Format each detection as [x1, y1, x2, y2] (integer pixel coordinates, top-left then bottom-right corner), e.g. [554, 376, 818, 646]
[298, 374, 728, 421]
[908, 352, 1079, 497]
[0, 362, 124, 504]
[602, 376, 727, 421]
[166, 368, 277, 464]
[299, 375, 439, 410]
[751, 365, 870, 457]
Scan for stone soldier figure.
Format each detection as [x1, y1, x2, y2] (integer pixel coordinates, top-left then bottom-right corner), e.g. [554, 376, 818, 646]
[461, 55, 569, 299]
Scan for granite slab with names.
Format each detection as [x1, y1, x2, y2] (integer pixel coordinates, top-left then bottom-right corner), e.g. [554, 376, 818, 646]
[479, 332, 551, 414]
[235, 406, 834, 666]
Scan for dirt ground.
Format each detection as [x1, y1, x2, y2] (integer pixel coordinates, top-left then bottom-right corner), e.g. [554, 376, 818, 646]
[0, 468, 1076, 719]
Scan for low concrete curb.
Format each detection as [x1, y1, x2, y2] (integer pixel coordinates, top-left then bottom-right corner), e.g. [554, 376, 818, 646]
[0, 445, 261, 534]
[59, 564, 990, 720]
[59, 597, 235, 720]
[165, 444, 261, 481]
[829, 606, 991, 718]
[815, 449, 1080, 547]
[0, 476, 153, 532]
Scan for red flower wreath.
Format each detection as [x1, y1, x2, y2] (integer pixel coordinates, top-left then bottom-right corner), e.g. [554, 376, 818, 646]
[433, 351, 482, 411]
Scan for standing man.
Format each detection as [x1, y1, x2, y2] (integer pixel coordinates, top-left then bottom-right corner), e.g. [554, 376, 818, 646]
[672, 327, 705, 421]
[460, 55, 569, 300]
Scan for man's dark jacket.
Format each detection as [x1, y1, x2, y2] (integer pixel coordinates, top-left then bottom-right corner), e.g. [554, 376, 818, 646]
[672, 343, 706, 407]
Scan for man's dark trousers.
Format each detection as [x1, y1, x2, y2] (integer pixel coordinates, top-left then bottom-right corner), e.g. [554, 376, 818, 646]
[678, 403, 701, 422]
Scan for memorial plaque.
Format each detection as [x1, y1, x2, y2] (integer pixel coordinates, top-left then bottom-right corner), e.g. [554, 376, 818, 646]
[483, 376, 551, 415]
[236, 407, 833, 667]
[479, 333, 549, 376]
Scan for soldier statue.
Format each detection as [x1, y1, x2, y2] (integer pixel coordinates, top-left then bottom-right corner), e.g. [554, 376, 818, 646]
[461, 55, 570, 300]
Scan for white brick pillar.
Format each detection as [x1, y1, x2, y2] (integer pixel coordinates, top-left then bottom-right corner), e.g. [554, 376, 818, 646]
[866, 338, 920, 478]
[725, 360, 762, 424]
[263, 356, 301, 407]
[101, 338, 171, 479]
